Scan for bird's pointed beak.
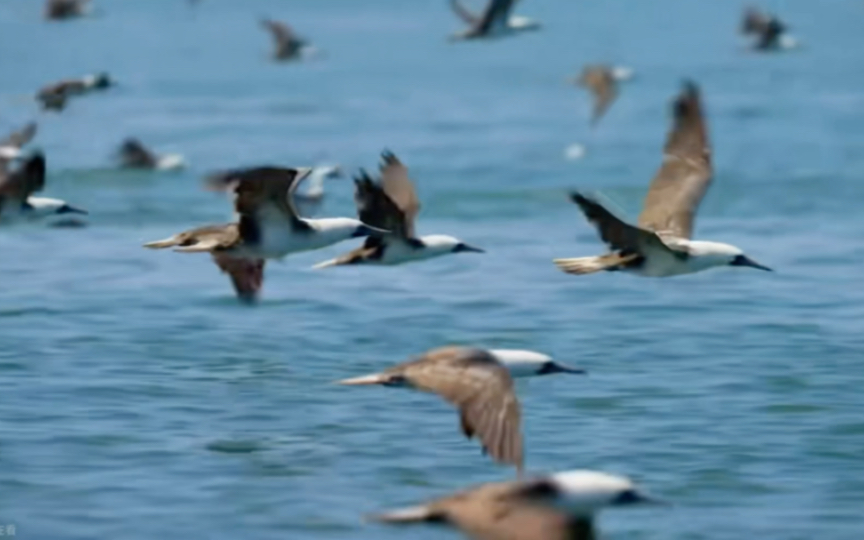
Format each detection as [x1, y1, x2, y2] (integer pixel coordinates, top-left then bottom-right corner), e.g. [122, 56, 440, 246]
[539, 362, 586, 375]
[59, 205, 88, 215]
[336, 373, 387, 386]
[731, 255, 772, 272]
[456, 244, 485, 253]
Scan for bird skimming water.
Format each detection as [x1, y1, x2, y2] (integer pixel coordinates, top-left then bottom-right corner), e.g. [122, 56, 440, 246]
[338, 346, 585, 474]
[555, 81, 771, 277]
[143, 166, 384, 302]
[313, 151, 483, 268]
[368, 469, 663, 540]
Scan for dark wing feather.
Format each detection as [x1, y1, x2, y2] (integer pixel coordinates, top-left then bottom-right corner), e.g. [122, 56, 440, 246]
[379, 151, 420, 238]
[1, 122, 37, 149]
[402, 346, 523, 471]
[450, 0, 480, 25]
[354, 169, 411, 238]
[570, 192, 672, 256]
[212, 255, 265, 303]
[206, 166, 309, 222]
[478, 0, 517, 33]
[0, 152, 46, 200]
[638, 81, 711, 239]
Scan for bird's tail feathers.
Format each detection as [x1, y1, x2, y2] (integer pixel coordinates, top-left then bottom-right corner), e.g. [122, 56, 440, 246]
[143, 236, 181, 249]
[311, 257, 340, 270]
[366, 504, 438, 524]
[554, 253, 635, 275]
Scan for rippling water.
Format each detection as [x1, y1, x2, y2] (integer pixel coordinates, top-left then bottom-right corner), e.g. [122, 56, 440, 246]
[2, 1, 864, 538]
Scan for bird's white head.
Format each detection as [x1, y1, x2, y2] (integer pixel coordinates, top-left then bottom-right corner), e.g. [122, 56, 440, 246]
[0, 146, 24, 160]
[420, 234, 485, 256]
[686, 240, 772, 272]
[24, 196, 88, 226]
[545, 470, 663, 516]
[489, 349, 586, 378]
[508, 15, 542, 31]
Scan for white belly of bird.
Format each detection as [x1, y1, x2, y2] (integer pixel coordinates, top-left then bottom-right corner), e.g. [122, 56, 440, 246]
[255, 225, 323, 259]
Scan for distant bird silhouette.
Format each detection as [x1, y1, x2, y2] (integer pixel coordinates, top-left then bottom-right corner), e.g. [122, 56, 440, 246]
[0, 152, 88, 225]
[260, 18, 308, 61]
[116, 138, 185, 171]
[0, 122, 37, 172]
[741, 6, 789, 51]
[36, 73, 114, 112]
[449, 0, 541, 41]
[44, 0, 91, 20]
[555, 81, 771, 277]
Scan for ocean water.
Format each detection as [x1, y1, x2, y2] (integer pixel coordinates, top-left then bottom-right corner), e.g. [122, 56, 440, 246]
[2, 0, 864, 538]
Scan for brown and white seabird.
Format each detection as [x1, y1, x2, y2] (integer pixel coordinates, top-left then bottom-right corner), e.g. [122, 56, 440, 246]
[368, 469, 662, 540]
[313, 151, 483, 268]
[260, 18, 310, 61]
[741, 6, 791, 51]
[574, 65, 627, 128]
[338, 346, 585, 474]
[449, 0, 541, 41]
[44, 0, 91, 20]
[0, 122, 37, 171]
[554, 80, 771, 277]
[0, 152, 88, 225]
[143, 166, 384, 302]
[36, 73, 114, 112]
[116, 138, 186, 171]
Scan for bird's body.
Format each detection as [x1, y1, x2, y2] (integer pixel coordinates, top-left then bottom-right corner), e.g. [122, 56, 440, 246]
[117, 138, 185, 171]
[293, 165, 343, 211]
[450, 0, 541, 40]
[368, 469, 661, 540]
[143, 166, 382, 301]
[37, 73, 113, 111]
[0, 153, 88, 226]
[313, 151, 483, 269]
[338, 346, 584, 473]
[44, 0, 91, 20]
[554, 81, 771, 278]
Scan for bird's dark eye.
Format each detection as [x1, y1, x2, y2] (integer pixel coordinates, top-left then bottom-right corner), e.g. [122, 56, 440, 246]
[452, 243, 466, 253]
[730, 255, 747, 266]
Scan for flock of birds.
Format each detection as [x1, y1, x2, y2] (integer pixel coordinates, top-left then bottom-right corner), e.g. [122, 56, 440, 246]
[1, 1, 802, 539]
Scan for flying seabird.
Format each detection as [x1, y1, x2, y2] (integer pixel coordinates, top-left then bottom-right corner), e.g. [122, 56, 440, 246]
[36, 73, 114, 112]
[260, 18, 310, 61]
[449, 0, 541, 41]
[554, 81, 772, 277]
[44, 0, 91, 20]
[116, 138, 186, 171]
[368, 469, 662, 540]
[338, 346, 585, 473]
[0, 152, 88, 225]
[741, 6, 792, 51]
[574, 65, 632, 128]
[313, 151, 483, 268]
[143, 166, 385, 302]
[293, 165, 343, 205]
[0, 122, 37, 171]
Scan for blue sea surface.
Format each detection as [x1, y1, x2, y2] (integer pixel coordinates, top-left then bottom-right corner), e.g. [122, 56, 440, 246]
[1, 0, 863, 538]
